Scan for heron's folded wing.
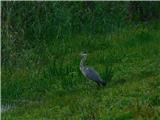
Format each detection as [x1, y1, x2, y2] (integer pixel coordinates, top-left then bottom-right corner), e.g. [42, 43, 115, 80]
[84, 67, 102, 82]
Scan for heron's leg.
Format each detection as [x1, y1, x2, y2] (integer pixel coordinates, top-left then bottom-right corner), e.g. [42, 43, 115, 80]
[96, 82, 101, 86]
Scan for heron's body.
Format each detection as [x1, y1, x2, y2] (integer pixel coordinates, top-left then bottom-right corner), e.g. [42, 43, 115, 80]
[80, 53, 106, 86]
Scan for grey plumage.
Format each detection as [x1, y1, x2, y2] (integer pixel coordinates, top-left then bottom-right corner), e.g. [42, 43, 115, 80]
[80, 52, 106, 86]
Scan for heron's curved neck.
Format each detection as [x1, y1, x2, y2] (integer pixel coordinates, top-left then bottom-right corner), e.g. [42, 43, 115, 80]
[80, 56, 87, 68]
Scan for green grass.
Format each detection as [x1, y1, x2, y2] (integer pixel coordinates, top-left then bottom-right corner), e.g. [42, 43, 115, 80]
[2, 23, 160, 119]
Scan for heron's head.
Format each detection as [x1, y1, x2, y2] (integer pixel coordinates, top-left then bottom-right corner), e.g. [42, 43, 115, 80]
[80, 52, 87, 59]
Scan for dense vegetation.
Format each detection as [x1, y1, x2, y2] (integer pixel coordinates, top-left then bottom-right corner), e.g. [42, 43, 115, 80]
[2, 1, 160, 119]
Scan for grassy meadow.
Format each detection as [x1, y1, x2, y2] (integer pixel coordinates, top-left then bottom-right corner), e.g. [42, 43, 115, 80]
[1, 2, 160, 120]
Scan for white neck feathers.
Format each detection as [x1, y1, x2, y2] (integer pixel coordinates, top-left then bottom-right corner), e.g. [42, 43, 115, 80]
[80, 55, 87, 70]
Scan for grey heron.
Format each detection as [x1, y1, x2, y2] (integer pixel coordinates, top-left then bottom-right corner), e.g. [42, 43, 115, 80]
[80, 52, 106, 86]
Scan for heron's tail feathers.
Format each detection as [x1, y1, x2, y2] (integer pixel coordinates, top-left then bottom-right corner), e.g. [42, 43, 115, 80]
[100, 79, 106, 86]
